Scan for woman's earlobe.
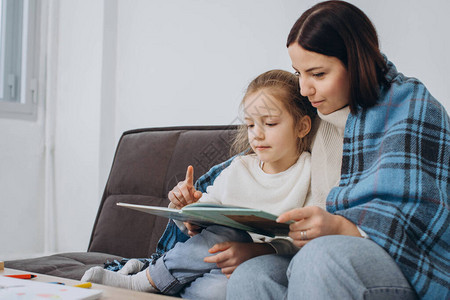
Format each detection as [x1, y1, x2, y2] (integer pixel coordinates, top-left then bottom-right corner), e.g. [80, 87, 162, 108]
[298, 115, 312, 138]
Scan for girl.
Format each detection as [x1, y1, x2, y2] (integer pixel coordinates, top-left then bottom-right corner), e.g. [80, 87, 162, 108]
[81, 70, 318, 299]
[227, 1, 449, 300]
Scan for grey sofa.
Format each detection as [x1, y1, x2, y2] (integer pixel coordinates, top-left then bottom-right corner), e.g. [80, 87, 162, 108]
[6, 125, 237, 280]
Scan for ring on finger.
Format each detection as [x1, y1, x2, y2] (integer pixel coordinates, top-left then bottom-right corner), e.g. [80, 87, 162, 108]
[300, 230, 308, 240]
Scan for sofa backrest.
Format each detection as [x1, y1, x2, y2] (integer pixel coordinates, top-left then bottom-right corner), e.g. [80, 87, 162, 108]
[88, 125, 238, 258]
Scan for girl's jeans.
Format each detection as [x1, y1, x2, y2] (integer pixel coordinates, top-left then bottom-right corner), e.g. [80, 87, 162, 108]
[148, 225, 252, 300]
[227, 235, 418, 300]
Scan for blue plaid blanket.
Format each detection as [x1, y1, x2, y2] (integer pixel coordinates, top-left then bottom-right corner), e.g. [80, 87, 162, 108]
[328, 59, 449, 299]
[154, 59, 448, 299]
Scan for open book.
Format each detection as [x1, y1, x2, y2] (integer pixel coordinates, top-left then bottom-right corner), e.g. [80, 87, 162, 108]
[117, 202, 292, 237]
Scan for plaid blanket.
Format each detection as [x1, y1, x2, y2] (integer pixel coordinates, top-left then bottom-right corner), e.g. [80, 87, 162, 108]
[328, 59, 449, 299]
[155, 59, 449, 298]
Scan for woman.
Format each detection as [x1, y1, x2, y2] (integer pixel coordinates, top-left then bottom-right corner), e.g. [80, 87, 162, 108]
[226, 1, 449, 299]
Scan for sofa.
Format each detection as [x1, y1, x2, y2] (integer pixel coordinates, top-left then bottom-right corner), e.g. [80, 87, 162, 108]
[6, 125, 238, 280]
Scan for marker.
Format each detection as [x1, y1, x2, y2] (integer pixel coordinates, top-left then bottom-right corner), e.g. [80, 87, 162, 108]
[73, 282, 92, 288]
[4, 274, 37, 279]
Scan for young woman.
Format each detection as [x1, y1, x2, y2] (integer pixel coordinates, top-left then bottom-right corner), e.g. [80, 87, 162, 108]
[81, 70, 319, 299]
[226, 1, 449, 299]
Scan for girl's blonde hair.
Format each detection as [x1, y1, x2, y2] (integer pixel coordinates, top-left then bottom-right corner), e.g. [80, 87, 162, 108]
[231, 69, 316, 156]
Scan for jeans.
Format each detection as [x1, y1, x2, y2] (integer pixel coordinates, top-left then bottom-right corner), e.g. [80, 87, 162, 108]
[148, 225, 253, 300]
[227, 235, 418, 300]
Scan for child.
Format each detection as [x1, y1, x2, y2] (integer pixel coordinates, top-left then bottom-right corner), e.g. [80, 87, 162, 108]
[81, 70, 319, 299]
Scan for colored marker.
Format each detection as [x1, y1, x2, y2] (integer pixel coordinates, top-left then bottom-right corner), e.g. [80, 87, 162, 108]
[4, 274, 37, 279]
[73, 282, 92, 288]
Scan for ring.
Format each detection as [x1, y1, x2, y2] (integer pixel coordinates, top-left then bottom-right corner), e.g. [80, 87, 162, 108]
[300, 230, 308, 240]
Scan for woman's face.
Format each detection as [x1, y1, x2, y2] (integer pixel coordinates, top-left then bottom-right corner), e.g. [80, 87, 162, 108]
[288, 43, 350, 115]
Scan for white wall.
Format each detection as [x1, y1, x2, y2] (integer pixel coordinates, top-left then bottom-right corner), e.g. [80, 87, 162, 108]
[354, 0, 450, 107]
[52, 0, 105, 253]
[1, 0, 449, 259]
[114, 0, 302, 135]
[0, 118, 45, 258]
[114, 0, 450, 140]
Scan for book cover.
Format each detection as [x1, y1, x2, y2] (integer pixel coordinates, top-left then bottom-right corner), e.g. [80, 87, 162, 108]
[117, 202, 292, 237]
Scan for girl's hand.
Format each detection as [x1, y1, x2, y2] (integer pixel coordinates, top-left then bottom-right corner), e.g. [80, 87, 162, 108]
[204, 242, 275, 278]
[168, 165, 202, 209]
[183, 222, 202, 236]
[277, 206, 362, 247]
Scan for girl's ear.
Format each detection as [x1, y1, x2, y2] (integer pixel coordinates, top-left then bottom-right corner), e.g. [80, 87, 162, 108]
[297, 115, 311, 138]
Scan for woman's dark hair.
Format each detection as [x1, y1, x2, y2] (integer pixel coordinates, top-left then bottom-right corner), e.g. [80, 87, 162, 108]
[287, 0, 388, 113]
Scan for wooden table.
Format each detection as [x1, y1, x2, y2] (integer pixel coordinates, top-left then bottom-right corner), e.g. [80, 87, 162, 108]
[1, 268, 176, 299]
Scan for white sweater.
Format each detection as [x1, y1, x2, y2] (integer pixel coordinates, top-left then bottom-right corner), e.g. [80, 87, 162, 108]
[309, 106, 350, 206]
[177, 152, 314, 254]
[309, 106, 368, 238]
[200, 152, 313, 215]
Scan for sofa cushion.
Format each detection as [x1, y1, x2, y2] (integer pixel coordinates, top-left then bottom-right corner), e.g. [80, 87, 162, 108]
[88, 195, 168, 258]
[106, 130, 181, 197]
[5, 252, 122, 280]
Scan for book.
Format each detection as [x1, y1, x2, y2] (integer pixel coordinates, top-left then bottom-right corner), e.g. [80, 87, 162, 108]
[0, 276, 102, 300]
[117, 202, 292, 237]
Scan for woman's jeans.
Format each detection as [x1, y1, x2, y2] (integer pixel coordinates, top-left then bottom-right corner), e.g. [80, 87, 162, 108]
[227, 235, 418, 300]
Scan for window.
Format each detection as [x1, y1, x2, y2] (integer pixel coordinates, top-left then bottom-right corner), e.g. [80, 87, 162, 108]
[0, 0, 39, 120]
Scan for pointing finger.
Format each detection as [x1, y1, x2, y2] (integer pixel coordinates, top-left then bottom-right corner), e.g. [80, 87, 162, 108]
[185, 165, 194, 186]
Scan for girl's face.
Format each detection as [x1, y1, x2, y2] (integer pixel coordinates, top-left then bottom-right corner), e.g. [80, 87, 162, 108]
[244, 89, 309, 174]
[288, 43, 350, 115]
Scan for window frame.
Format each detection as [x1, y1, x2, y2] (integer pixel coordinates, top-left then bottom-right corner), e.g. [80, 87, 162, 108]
[0, 0, 40, 121]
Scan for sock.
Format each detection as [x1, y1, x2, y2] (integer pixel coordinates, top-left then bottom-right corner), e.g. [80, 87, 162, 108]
[81, 266, 157, 292]
[117, 259, 145, 275]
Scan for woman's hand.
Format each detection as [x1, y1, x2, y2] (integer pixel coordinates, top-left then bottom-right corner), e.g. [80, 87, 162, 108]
[168, 165, 202, 209]
[277, 206, 362, 247]
[204, 242, 275, 278]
